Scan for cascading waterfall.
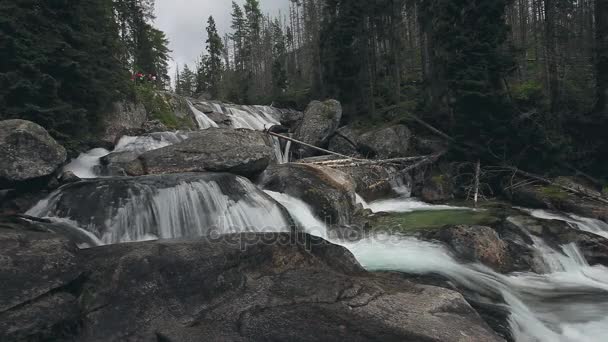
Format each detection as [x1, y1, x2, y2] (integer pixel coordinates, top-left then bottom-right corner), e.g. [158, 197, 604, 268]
[194, 101, 291, 164]
[28, 173, 291, 244]
[64, 132, 189, 178]
[522, 208, 608, 239]
[269, 190, 608, 342]
[188, 101, 219, 129]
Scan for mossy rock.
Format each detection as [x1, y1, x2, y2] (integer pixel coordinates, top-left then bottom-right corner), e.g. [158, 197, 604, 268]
[538, 185, 569, 200]
[370, 209, 500, 234]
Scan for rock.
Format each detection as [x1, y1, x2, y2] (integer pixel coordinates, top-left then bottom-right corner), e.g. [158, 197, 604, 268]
[0, 225, 503, 342]
[425, 225, 513, 272]
[328, 126, 361, 157]
[205, 111, 233, 127]
[126, 128, 274, 178]
[507, 182, 608, 223]
[0, 119, 67, 185]
[341, 165, 412, 202]
[58, 171, 80, 185]
[100, 101, 148, 145]
[141, 119, 168, 133]
[279, 108, 304, 129]
[358, 125, 411, 159]
[504, 214, 608, 267]
[259, 164, 356, 225]
[421, 173, 454, 203]
[294, 100, 342, 157]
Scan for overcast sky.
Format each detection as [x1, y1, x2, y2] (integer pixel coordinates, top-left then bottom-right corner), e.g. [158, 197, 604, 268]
[154, 0, 289, 82]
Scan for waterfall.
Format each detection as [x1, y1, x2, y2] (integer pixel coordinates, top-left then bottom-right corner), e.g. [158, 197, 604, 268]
[188, 101, 219, 129]
[269, 190, 608, 342]
[356, 193, 466, 213]
[64, 132, 189, 179]
[522, 208, 608, 239]
[28, 173, 291, 245]
[195, 101, 291, 163]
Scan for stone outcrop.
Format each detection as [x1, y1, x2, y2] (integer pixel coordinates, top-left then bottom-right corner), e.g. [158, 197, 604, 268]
[358, 125, 411, 159]
[126, 128, 274, 178]
[259, 164, 356, 225]
[0, 220, 504, 342]
[100, 101, 148, 145]
[294, 100, 342, 157]
[0, 119, 66, 185]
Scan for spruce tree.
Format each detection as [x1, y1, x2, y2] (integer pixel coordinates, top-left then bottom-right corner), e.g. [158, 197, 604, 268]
[204, 16, 224, 99]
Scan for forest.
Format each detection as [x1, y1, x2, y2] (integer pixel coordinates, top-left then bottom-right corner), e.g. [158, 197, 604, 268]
[1, 0, 607, 180]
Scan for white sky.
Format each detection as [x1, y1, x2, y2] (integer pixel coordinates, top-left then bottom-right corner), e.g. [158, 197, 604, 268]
[154, 0, 289, 83]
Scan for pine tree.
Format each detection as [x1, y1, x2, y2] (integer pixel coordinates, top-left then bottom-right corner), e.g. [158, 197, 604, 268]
[230, 2, 246, 73]
[178, 65, 196, 97]
[204, 16, 224, 99]
[271, 20, 288, 98]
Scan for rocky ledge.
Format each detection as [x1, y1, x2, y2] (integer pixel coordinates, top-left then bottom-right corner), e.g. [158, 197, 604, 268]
[0, 218, 502, 342]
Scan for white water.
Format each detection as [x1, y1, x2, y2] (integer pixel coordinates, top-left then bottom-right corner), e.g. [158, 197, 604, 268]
[271, 190, 608, 342]
[64, 132, 188, 178]
[29, 175, 291, 244]
[63, 148, 110, 179]
[356, 194, 466, 213]
[188, 101, 219, 129]
[194, 101, 291, 164]
[523, 208, 608, 239]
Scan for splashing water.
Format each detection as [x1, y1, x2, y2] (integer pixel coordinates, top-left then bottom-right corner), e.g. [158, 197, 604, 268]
[189, 101, 219, 129]
[272, 191, 608, 342]
[28, 174, 291, 244]
[356, 194, 466, 213]
[63, 148, 110, 179]
[523, 208, 608, 239]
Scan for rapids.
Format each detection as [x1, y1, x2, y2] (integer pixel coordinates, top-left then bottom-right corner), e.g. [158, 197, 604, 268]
[270, 192, 608, 342]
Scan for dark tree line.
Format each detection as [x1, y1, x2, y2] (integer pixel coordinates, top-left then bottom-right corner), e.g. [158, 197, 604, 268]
[176, 0, 607, 178]
[0, 0, 170, 148]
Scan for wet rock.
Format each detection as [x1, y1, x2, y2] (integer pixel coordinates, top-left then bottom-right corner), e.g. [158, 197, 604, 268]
[341, 165, 412, 202]
[0, 119, 67, 186]
[507, 182, 608, 223]
[425, 225, 512, 272]
[294, 100, 342, 157]
[126, 128, 274, 178]
[205, 111, 233, 127]
[58, 171, 80, 185]
[0, 226, 503, 342]
[505, 214, 608, 267]
[100, 101, 148, 145]
[259, 164, 356, 225]
[27, 173, 290, 243]
[358, 125, 411, 159]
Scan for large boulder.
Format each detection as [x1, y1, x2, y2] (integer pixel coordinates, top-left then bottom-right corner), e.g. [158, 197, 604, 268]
[341, 165, 411, 202]
[259, 164, 356, 225]
[425, 225, 513, 273]
[0, 119, 67, 185]
[0, 224, 503, 342]
[294, 100, 342, 157]
[100, 101, 148, 145]
[126, 128, 274, 178]
[358, 125, 411, 159]
[328, 126, 361, 157]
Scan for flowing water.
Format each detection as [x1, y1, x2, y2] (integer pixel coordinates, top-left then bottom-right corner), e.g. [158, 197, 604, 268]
[28, 174, 291, 244]
[268, 190, 608, 342]
[30, 97, 608, 341]
[64, 101, 292, 179]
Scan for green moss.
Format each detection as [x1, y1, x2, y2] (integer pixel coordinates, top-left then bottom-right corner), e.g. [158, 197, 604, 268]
[134, 84, 195, 130]
[370, 209, 499, 234]
[538, 185, 569, 200]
